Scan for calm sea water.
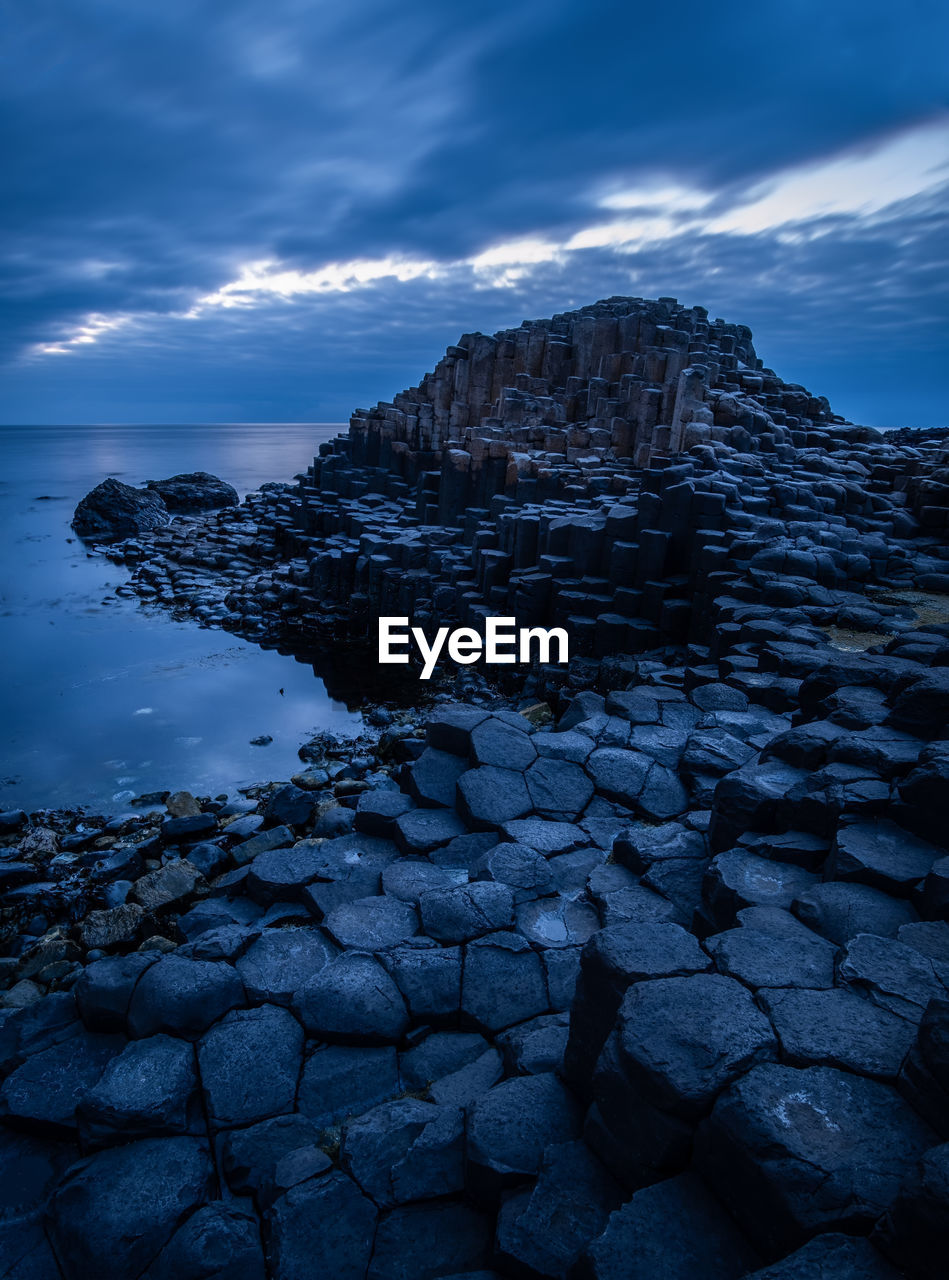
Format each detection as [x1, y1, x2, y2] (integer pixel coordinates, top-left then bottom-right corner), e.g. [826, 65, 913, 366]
[0, 423, 360, 815]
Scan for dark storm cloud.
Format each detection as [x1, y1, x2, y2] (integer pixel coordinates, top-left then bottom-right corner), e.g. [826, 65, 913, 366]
[1, 0, 948, 422]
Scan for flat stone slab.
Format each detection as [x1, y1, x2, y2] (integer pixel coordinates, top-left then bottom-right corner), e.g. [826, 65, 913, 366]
[325, 895, 419, 950]
[759, 987, 916, 1080]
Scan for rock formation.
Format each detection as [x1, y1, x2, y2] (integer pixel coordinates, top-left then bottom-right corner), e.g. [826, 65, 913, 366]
[5, 297, 949, 1279]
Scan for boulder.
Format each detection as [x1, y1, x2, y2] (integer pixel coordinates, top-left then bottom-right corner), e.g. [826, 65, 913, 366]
[72, 477, 169, 540]
[145, 471, 238, 511]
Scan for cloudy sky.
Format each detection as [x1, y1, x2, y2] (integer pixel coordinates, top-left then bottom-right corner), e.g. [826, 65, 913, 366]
[3, 0, 948, 426]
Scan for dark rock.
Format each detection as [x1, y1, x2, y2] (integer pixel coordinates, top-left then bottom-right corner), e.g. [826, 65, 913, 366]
[354, 790, 415, 838]
[406, 747, 468, 808]
[367, 1201, 492, 1280]
[703, 851, 818, 930]
[77, 1033, 198, 1146]
[525, 757, 594, 819]
[516, 896, 600, 950]
[607, 973, 776, 1120]
[695, 1063, 937, 1257]
[743, 1234, 899, 1279]
[419, 882, 514, 942]
[265, 1170, 377, 1280]
[383, 944, 462, 1021]
[231, 825, 295, 866]
[466, 1072, 583, 1197]
[462, 932, 549, 1032]
[74, 953, 156, 1031]
[0, 1028, 123, 1134]
[564, 922, 711, 1088]
[145, 471, 238, 511]
[706, 926, 835, 990]
[394, 807, 467, 854]
[496, 1011, 570, 1075]
[221, 1112, 330, 1206]
[325, 894, 418, 950]
[875, 1141, 949, 1280]
[235, 927, 336, 1005]
[426, 703, 490, 755]
[72, 477, 169, 540]
[470, 717, 537, 771]
[500, 817, 586, 854]
[341, 1096, 464, 1205]
[457, 766, 532, 829]
[828, 818, 940, 896]
[144, 1202, 265, 1280]
[46, 1137, 214, 1280]
[495, 1139, 624, 1279]
[400, 1030, 492, 1090]
[264, 785, 318, 828]
[161, 812, 218, 843]
[793, 881, 918, 945]
[471, 841, 553, 901]
[197, 1004, 303, 1128]
[293, 952, 408, 1043]
[838, 932, 944, 1019]
[575, 1172, 760, 1280]
[128, 956, 245, 1039]
[587, 748, 650, 807]
[761, 986, 916, 1079]
[297, 1044, 400, 1127]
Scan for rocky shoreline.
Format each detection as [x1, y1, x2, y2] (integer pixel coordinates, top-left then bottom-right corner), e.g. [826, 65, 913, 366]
[2, 296, 948, 1279]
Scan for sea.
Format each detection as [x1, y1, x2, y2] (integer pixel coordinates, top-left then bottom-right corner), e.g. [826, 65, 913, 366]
[0, 423, 362, 816]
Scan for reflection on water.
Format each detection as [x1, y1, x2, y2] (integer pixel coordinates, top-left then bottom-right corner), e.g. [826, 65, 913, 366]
[0, 423, 359, 814]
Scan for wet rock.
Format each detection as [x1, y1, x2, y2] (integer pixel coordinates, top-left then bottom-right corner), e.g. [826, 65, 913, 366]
[406, 747, 468, 808]
[72, 477, 169, 540]
[703, 851, 818, 930]
[46, 1137, 214, 1280]
[130, 859, 202, 911]
[470, 717, 537, 771]
[80, 903, 144, 951]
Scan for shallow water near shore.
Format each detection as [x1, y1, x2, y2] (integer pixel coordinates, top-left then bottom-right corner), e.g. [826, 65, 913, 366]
[0, 422, 360, 815]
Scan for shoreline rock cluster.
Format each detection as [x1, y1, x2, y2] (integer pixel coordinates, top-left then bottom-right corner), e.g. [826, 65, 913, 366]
[3, 296, 948, 1278]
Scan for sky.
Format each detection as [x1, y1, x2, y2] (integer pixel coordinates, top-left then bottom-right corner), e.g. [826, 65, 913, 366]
[2, 0, 948, 428]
